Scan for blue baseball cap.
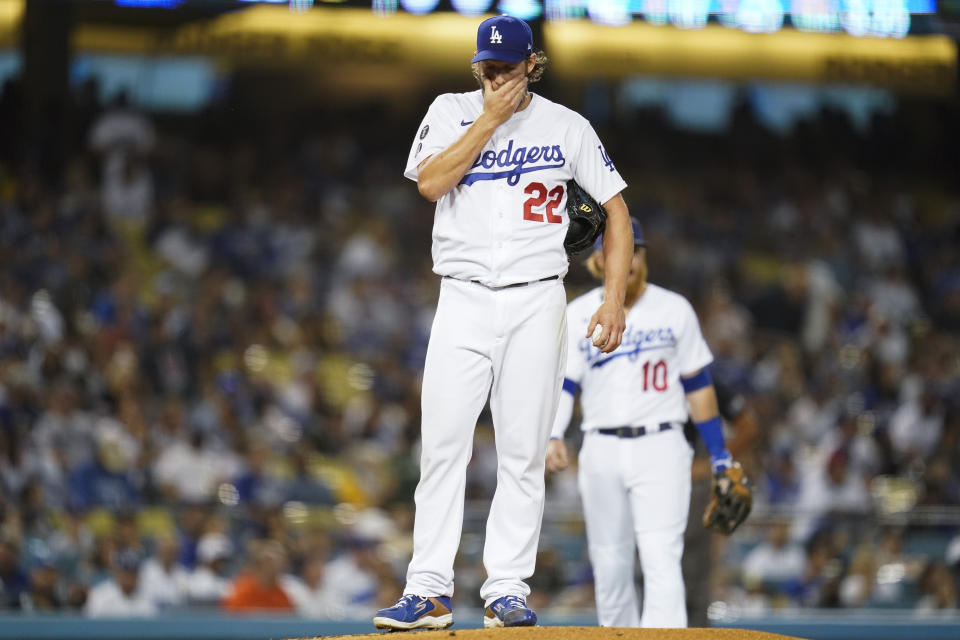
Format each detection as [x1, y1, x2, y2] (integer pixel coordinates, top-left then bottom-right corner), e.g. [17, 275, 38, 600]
[594, 217, 647, 252]
[471, 15, 534, 64]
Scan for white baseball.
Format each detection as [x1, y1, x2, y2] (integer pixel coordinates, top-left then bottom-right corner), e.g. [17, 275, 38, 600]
[592, 324, 604, 345]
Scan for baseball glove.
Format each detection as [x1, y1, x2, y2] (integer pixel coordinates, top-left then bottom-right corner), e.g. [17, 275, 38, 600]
[702, 462, 752, 535]
[564, 179, 606, 257]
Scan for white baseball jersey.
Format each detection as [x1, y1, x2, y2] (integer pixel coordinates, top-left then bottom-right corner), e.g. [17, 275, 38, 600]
[553, 283, 713, 435]
[552, 282, 712, 628]
[405, 90, 626, 287]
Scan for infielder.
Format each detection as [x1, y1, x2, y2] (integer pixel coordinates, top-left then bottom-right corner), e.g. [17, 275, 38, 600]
[373, 14, 634, 631]
[547, 220, 750, 627]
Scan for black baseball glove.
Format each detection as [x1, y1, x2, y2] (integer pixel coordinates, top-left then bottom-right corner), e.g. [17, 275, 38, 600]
[702, 462, 753, 535]
[563, 179, 606, 257]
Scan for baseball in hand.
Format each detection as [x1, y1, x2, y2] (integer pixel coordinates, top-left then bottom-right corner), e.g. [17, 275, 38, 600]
[592, 324, 604, 346]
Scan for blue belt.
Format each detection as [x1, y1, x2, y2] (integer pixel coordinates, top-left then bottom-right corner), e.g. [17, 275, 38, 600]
[597, 423, 673, 438]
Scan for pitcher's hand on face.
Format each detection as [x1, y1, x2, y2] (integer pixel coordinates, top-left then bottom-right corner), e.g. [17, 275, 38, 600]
[586, 299, 626, 354]
[482, 73, 528, 126]
[546, 439, 569, 472]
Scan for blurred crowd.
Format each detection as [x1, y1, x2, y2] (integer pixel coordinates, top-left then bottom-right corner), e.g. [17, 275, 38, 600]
[0, 71, 958, 620]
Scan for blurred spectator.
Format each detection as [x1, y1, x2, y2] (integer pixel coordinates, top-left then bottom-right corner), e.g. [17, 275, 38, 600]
[30, 380, 96, 479]
[889, 386, 945, 467]
[742, 519, 808, 587]
[852, 208, 904, 271]
[20, 545, 72, 612]
[915, 561, 959, 612]
[88, 90, 155, 230]
[152, 428, 240, 504]
[233, 438, 285, 507]
[947, 531, 960, 570]
[88, 91, 155, 160]
[793, 447, 872, 542]
[184, 532, 233, 605]
[67, 431, 141, 512]
[870, 527, 924, 606]
[0, 537, 29, 609]
[285, 449, 336, 506]
[279, 553, 342, 618]
[153, 201, 210, 279]
[139, 534, 188, 610]
[761, 449, 801, 506]
[818, 407, 881, 479]
[317, 509, 403, 613]
[318, 537, 393, 617]
[84, 549, 157, 617]
[867, 265, 920, 330]
[782, 533, 842, 607]
[222, 539, 293, 612]
[839, 544, 877, 607]
[100, 154, 153, 229]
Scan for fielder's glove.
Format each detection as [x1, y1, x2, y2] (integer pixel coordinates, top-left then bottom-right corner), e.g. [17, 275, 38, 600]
[702, 462, 752, 535]
[563, 179, 606, 257]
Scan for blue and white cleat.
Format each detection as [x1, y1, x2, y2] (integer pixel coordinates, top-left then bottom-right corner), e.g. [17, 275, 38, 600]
[483, 595, 537, 628]
[373, 594, 454, 630]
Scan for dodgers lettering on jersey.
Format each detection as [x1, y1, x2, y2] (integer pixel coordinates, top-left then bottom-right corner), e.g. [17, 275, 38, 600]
[404, 90, 627, 288]
[580, 326, 678, 369]
[565, 284, 713, 429]
[462, 139, 566, 186]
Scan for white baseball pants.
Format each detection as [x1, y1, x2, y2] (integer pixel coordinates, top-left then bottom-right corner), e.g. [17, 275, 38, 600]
[577, 427, 693, 627]
[405, 276, 567, 605]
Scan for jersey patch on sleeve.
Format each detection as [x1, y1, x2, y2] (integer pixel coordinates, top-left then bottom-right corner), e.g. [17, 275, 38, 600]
[598, 145, 615, 172]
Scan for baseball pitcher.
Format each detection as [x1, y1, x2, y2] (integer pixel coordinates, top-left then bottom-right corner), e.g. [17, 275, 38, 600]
[373, 14, 634, 632]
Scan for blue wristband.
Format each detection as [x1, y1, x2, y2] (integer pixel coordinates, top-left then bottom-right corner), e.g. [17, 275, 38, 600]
[694, 415, 730, 470]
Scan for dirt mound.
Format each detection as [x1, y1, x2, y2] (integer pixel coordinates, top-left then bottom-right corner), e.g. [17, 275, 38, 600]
[302, 626, 806, 640]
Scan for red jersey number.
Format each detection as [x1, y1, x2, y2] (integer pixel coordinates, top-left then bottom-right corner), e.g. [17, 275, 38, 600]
[642, 360, 668, 392]
[523, 182, 564, 223]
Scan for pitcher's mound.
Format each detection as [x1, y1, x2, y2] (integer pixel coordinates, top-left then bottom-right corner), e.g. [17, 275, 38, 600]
[300, 626, 806, 640]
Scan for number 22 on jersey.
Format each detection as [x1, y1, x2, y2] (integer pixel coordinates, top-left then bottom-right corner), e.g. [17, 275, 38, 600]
[523, 182, 563, 223]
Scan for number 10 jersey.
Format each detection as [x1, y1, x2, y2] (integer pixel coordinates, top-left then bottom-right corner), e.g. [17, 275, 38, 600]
[563, 283, 714, 430]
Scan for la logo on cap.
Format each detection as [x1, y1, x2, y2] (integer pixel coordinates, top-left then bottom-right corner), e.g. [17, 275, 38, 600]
[471, 15, 533, 65]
